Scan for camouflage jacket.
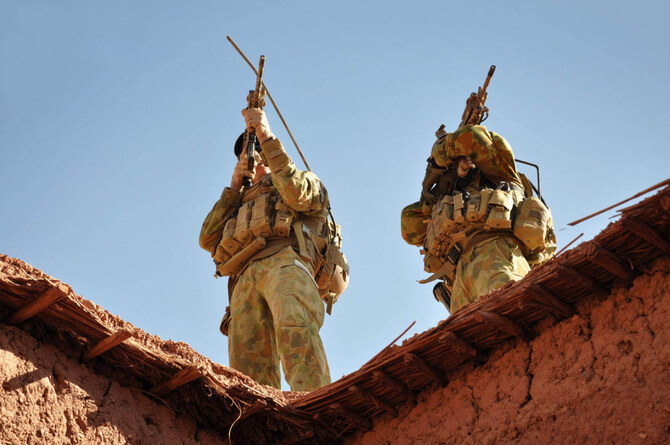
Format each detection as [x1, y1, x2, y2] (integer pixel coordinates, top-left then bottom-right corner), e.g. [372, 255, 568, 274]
[199, 138, 329, 258]
[402, 125, 556, 268]
[430, 124, 522, 189]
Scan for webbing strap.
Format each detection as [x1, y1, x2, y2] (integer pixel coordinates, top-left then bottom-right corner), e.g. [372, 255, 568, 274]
[292, 221, 310, 262]
[418, 261, 456, 284]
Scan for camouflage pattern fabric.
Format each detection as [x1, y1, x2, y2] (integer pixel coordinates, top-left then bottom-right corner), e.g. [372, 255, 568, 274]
[199, 137, 332, 391]
[401, 201, 427, 246]
[450, 236, 530, 312]
[228, 246, 330, 391]
[431, 125, 522, 189]
[263, 139, 328, 215]
[199, 138, 328, 257]
[199, 187, 242, 256]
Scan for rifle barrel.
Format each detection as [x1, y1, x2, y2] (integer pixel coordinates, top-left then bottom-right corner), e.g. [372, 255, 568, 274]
[481, 65, 496, 95]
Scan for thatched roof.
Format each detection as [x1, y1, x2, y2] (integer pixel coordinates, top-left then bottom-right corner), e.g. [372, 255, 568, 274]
[2, 180, 668, 443]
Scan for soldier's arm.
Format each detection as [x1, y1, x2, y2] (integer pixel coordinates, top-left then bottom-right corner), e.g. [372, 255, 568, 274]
[442, 125, 522, 188]
[262, 138, 328, 214]
[199, 188, 242, 255]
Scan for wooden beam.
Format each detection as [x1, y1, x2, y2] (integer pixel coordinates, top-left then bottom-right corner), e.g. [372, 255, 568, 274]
[555, 264, 607, 297]
[524, 283, 575, 318]
[348, 385, 397, 416]
[328, 403, 371, 432]
[83, 329, 132, 361]
[404, 352, 448, 386]
[660, 195, 670, 215]
[474, 310, 532, 342]
[623, 217, 670, 257]
[586, 246, 635, 282]
[372, 370, 416, 404]
[150, 365, 204, 397]
[276, 430, 315, 445]
[438, 331, 478, 357]
[312, 412, 341, 439]
[5, 284, 68, 325]
[237, 399, 267, 421]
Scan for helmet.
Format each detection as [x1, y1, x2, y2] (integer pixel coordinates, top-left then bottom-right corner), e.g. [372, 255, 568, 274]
[328, 263, 349, 297]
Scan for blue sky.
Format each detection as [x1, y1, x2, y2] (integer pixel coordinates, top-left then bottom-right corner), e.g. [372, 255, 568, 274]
[2, 1, 668, 389]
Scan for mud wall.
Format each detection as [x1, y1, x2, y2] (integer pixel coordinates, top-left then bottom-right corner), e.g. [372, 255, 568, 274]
[348, 257, 670, 444]
[0, 324, 225, 444]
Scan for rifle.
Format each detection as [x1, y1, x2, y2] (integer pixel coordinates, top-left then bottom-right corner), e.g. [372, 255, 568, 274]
[242, 55, 266, 188]
[459, 65, 496, 128]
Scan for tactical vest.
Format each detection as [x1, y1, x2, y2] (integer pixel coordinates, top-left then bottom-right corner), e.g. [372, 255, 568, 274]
[422, 168, 551, 283]
[213, 175, 349, 308]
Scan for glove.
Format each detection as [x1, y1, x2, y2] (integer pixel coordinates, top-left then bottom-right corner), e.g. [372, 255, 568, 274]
[230, 148, 255, 191]
[241, 108, 274, 143]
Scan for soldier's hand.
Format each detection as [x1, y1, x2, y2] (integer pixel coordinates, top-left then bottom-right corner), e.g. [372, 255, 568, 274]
[241, 108, 274, 143]
[421, 189, 437, 206]
[230, 148, 255, 191]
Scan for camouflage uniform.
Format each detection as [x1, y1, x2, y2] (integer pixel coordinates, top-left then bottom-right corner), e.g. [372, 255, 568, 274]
[200, 138, 331, 391]
[401, 125, 556, 313]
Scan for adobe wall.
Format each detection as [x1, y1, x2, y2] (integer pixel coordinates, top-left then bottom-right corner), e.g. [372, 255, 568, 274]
[0, 323, 225, 444]
[347, 257, 670, 444]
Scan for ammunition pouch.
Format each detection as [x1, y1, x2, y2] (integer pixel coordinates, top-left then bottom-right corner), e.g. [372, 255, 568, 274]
[513, 196, 551, 253]
[214, 182, 349, 312]
[422, 184, 550, 281]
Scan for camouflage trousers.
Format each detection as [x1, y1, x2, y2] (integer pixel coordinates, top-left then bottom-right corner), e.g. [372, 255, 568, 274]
[450, 236, 530, 313]
[228, 246, 331, 391]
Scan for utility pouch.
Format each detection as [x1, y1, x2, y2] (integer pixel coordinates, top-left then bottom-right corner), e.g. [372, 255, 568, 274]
[423, 251, 443, 273]
[273, 201, 293, 237]
[477, 188, 494, 220]
[513, 197, 550, 252]
[424, 218, 437, 255]
[437, 195, 455, 233]
[315, 242, 349, 310]
[219, 306, 231, 336]
[219, 217, 242, 256]
[249, 195, 273, 239]
[453, 193, 466, 223]
[233, 201, 254, 245]
[485, 188, 514, 230]
[213, 245, 231, 264]
[466, 195, 481, 222]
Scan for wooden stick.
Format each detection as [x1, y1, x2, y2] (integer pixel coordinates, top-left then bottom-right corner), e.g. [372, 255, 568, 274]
[568, 178, 670, 226]
[555, 233, 584, 257]
[362, 320, 416, 368]
[83, 330, 132, 362]
[150, 365, 204, 397]
[226, 35, 312, 172]
[5, 284, 68, 325]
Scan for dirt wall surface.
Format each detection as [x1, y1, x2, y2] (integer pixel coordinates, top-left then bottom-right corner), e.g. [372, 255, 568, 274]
[347, 257, 670, 445]
[0, 323, 226, 445]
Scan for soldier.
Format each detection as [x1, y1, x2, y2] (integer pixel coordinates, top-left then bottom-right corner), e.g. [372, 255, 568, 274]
[199, 108, 347, 391]
[401, 124, 556, 313]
